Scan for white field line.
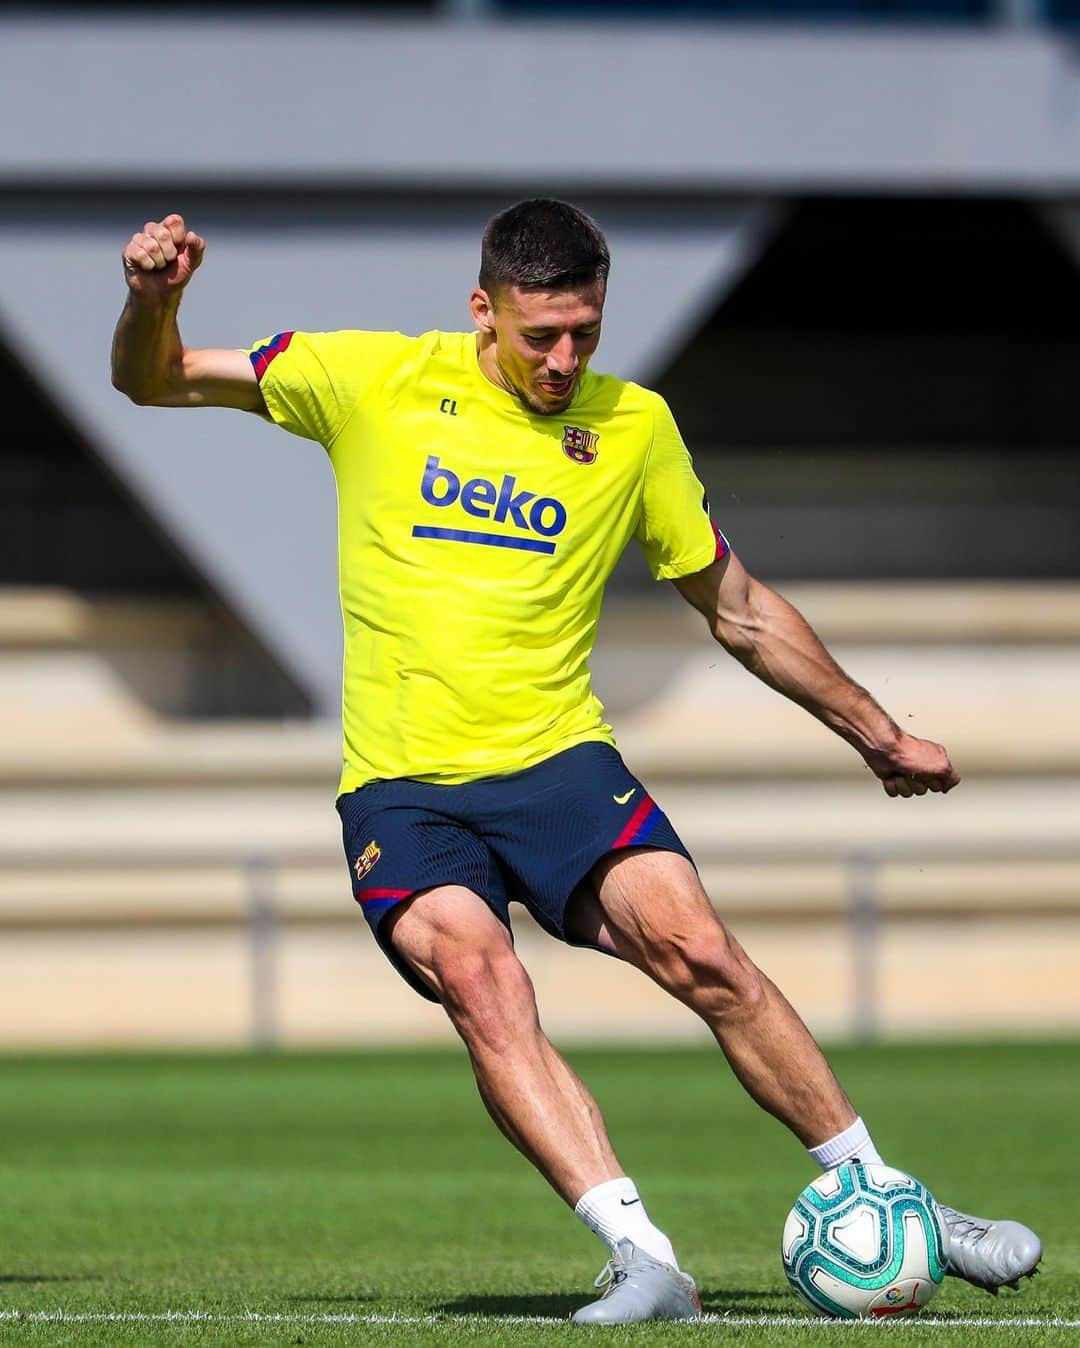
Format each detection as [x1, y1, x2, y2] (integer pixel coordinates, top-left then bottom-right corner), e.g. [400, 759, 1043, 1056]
[0, 1310, 1078, 1330]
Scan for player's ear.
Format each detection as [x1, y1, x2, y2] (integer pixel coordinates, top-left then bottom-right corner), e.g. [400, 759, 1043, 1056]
[470, 287, 496, 333]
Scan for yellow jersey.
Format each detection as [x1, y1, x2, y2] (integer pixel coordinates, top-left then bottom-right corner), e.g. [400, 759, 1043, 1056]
[247, 329, 725, 795]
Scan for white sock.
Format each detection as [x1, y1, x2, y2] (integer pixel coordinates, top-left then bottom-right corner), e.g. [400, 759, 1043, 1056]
[574, 1176, 680, 1270]
[808, 1116, 884, 1171]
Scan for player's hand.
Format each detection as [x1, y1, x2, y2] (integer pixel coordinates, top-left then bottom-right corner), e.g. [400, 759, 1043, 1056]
[122, 214, 205, 300]
[862, 731, 961, 798]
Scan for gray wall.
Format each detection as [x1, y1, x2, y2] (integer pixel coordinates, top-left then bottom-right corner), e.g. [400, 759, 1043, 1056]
[4, 19, 1080, 190]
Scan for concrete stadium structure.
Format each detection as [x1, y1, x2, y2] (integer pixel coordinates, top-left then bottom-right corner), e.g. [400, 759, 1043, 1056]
[2, 15, 1079, 706]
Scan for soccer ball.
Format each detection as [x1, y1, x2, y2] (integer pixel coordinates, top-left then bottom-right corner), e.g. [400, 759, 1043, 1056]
[781, 1163, 950, 1319]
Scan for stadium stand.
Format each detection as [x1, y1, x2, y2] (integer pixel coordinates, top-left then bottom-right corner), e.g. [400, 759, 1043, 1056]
[1, 580, 1078, 1047]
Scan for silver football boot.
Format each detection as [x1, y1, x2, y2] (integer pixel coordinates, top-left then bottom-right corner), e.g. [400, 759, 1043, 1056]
[939, 1203, 1043, 1293]
[571, 1238, 702, 1325]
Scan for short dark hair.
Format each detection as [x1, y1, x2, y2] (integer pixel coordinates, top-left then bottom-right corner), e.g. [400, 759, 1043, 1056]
[479, 198, 610, 296]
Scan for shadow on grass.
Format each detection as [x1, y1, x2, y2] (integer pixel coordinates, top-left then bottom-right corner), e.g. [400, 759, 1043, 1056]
[439, 1294, 583, 1318]
[284, 1287, 794, 1319]
[704, 1292, 993, 1322]
[282, 1286, 1020, 1324]
[0, 1275, 98, 1284]
[440, 1289, 788, 1318]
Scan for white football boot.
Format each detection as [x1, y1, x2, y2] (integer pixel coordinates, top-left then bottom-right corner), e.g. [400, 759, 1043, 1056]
[571, 1239, 702, 1324]
[938, 1203, 1042, 1293]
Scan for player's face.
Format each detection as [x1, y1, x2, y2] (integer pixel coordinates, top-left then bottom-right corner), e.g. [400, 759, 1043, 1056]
[473, 281, 604, 416]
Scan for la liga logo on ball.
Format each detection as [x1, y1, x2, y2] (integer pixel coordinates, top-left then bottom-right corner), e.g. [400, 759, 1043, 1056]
[781, 1163, 950, 1320]
[873, 1282, 925, 1316]
[562, 425, 599, 465]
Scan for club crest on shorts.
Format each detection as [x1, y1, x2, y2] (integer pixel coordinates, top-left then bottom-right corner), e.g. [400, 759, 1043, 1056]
[353, 840, 381, 881]
[562, 425, 599, 465]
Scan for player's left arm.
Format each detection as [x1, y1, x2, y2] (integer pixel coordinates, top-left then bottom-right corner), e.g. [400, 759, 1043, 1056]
[673, 551, 961, 798]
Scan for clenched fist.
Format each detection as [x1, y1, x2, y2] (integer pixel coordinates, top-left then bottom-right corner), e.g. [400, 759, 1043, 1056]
[862, 731, 961, 799]
[122, 214, 205, 299]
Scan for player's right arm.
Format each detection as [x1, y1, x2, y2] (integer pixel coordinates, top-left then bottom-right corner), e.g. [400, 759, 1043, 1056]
[111, 214, 264, 412]
[675, 552, 961, 798]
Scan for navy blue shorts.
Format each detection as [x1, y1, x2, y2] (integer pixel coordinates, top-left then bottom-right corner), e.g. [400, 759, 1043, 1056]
[336, 741, 692, 1002]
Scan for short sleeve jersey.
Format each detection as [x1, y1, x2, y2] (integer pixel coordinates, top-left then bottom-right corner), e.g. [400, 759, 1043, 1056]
[247, 329, 727, 795]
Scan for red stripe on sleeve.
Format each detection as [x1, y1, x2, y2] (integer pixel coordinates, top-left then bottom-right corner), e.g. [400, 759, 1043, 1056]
[251, 330, 295, 381]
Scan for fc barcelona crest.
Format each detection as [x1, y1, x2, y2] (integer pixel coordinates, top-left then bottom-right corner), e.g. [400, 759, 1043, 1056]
[353, 840, 381, 881]
[562, 425, 599, 465]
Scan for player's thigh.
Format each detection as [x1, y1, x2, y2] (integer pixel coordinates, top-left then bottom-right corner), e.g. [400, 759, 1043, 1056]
[602, 847, 720, 945]
[571, 846, 729, 970]
[385, 884, 526, 1010]
[338, 780, 513, 1002]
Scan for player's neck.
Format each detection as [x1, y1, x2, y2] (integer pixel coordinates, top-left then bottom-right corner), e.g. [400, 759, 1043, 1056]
[474, 331, 516, 399]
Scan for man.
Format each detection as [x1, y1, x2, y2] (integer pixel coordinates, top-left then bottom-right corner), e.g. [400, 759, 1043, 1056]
[112, 200, 1041, 1324]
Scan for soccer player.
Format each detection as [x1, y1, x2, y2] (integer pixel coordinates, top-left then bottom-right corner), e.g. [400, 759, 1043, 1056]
[112, 202, 1042, 1323]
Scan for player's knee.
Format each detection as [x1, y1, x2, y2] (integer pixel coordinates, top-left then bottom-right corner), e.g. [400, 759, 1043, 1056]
[695, 931, 767, 1021]
[437, 945, 539, 1053]
[655, 921, 766, 1020]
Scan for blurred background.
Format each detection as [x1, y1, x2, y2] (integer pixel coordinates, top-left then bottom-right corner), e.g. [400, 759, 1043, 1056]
[1, 0, 1078, 1050]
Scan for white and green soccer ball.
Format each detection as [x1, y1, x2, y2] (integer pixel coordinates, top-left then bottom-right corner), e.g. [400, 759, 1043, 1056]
[781, 1163, 951, 1319]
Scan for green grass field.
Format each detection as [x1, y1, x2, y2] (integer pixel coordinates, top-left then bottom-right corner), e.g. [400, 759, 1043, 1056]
[0, 1042, 1076, 1346]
